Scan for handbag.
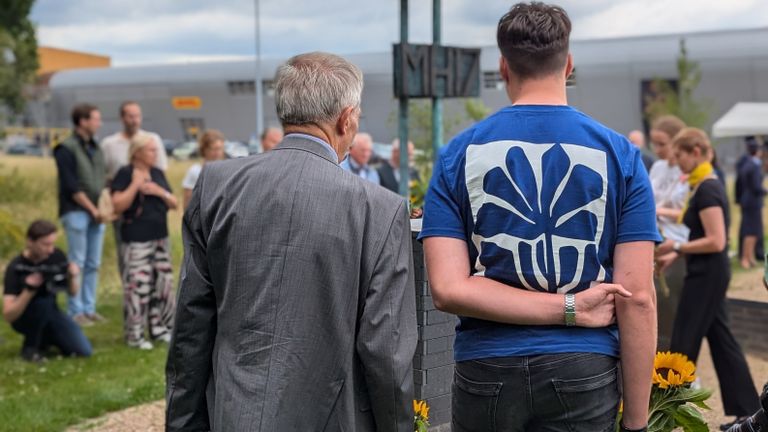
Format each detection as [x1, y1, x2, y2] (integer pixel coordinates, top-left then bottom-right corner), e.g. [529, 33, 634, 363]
[97, 188, 117, 222]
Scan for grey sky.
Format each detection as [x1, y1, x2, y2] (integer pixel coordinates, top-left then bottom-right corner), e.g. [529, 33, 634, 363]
[31, 0, 768, 66]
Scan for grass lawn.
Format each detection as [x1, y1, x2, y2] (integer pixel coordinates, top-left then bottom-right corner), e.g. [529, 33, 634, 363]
[0, 155, 192, 432]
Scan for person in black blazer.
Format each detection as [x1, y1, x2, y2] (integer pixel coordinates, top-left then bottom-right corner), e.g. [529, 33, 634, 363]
[735, 136, 766, 268]
[378, 139, 420, 193]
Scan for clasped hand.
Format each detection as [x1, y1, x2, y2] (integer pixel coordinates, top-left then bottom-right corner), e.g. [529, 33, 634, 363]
[573, 283, 633, 327]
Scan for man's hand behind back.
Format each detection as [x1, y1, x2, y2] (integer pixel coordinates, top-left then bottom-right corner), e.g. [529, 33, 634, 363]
[574, 283, 632, 327]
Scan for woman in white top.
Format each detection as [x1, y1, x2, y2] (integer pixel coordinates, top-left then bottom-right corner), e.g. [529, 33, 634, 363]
[649, 115, 690, 240]
[648, 115, 688, 350]
[182, 129, 225, 210]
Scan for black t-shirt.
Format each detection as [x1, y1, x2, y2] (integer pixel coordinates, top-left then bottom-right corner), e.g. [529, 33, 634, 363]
[683, 178, 730, 260]
[3, 248, 69, 300]
[111, 166, 172, 242]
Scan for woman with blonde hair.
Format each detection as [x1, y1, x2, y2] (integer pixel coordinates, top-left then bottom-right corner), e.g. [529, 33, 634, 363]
[181, 129, 225, 210]
[111, 132, 177, 350]
[656, 128, 759, 429]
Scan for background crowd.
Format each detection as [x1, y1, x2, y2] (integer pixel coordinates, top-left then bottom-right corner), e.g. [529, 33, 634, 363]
[2, 98, 426, 360]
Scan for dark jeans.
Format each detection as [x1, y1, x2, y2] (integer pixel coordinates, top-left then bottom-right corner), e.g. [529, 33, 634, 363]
[453, 353, 619, 432]
[11, 297, 92, 357]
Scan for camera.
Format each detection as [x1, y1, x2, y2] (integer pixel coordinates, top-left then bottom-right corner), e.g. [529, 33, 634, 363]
[12, 262, 71, 294]
[727, 383, 768, 432]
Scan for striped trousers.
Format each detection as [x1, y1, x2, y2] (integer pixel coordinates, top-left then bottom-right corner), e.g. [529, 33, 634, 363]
[121, 238, 176, 345]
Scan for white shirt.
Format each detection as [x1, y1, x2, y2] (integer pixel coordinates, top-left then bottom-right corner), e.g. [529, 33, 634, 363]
[182, 163, 203, 190]
[101, 130, 168, 180]
[649, 159, 690, 242]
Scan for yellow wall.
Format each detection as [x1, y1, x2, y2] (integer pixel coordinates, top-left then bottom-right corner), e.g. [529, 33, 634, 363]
[37, 46, 110, 76]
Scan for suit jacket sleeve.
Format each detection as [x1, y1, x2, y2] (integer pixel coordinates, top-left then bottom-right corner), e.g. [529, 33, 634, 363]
[166, 167, 217, 431]
[356, 201, 418, 431]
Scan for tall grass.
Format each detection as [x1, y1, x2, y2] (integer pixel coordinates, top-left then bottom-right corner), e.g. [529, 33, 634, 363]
[0, 155, 193, 432]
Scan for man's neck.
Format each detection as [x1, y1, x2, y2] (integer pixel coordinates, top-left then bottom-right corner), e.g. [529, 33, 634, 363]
[22, 249, 44, 264]
[283, 124, 343, 162]
[389, 158, 399, 169]
[75, 128, 92, 143]
[350, 157, 366, 169]
[123, 129, 139, 139]
[508, 76, 568, 106]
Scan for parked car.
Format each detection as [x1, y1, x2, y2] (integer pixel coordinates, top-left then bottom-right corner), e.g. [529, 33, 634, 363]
[172, 141, 198, 160]
[6, 141, 44, 157]
[224, 141, 249, 159]
[162, 139, 178, 156]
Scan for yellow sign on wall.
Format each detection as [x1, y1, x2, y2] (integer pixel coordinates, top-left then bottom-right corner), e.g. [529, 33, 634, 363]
[171, 96, 202, 110]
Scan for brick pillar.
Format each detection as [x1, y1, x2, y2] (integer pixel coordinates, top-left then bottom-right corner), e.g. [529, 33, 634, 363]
[412, 226, 456, 431]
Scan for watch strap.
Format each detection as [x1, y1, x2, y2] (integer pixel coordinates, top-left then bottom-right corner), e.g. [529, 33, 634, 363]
[564, 294, 576, 326]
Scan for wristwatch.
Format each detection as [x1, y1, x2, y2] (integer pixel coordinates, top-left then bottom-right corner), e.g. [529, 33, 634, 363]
[564, 294, 576, 326]
[673, 241, 682, 253]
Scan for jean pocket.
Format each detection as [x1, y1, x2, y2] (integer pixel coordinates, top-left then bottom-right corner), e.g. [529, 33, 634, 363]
[553, 366, 619, 432]
[452, 370, 502, 432]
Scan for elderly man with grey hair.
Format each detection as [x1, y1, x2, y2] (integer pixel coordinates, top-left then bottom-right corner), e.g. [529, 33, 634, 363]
[341, 132, 380, 184]
[166, 52, 417, 431]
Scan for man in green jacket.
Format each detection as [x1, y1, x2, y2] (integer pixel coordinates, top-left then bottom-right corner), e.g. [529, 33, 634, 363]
[53, 103, 107, 327]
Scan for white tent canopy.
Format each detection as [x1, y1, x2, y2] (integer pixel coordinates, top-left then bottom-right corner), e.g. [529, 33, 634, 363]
[712, 102, 768, 138]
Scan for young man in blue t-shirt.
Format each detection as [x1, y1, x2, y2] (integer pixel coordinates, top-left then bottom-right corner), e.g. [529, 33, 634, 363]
[420, 3, 660, 432]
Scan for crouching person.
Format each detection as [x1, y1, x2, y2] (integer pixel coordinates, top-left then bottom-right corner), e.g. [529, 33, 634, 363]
[2, 220, 93, 362]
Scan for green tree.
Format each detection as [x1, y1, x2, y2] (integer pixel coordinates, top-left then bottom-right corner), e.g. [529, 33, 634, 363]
[644, 38, 712, 129]
[392, 98, 492, 207]
[396, 98, 491, 171]
[0, 0, 39, 120]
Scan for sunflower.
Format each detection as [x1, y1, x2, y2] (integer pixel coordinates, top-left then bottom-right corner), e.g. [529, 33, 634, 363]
[413, 400, 430, 420]
[652, 351, 696, 389]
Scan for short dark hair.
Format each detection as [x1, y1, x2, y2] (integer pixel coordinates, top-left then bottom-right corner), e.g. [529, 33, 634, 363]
[119, 100, 139, 117]
[71, 103, 98, 127]
[497, 2, 572, 81]
[27, 219, 58, 241]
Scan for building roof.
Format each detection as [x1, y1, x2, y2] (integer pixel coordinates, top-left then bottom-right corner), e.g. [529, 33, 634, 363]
[38, 46, 110, 77]
[50, 27, 768, 89]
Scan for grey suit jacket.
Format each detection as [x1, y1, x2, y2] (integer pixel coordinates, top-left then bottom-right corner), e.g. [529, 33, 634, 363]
[166, 135, 417, 431]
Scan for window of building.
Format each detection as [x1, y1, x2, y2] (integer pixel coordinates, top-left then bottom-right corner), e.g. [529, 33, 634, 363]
[227, 80, 255, 95]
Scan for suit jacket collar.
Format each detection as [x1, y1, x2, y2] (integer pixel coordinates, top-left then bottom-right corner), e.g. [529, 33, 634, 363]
[275, 134, 339, 165]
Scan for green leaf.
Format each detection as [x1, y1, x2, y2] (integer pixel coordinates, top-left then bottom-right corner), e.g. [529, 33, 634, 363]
[648, 410, 675, 432]
[673, 404, 708, 432]
[415, 419, 429, 432]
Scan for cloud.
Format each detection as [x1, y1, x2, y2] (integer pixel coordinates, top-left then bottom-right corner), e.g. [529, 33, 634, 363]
[30, 0, 768, 66]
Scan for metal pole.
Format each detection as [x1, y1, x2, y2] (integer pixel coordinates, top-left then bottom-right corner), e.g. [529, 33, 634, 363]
[254, 0, 264, 138]
[431, 0, 443, 164]
[398, 0, 410, 200]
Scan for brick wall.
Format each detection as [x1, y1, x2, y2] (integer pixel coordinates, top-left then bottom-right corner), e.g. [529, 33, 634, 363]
[727, 298, 768, 359]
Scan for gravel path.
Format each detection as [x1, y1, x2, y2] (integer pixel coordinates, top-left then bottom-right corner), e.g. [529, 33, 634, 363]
[67, 401, 165, 432]
[70, 269, 768, 431]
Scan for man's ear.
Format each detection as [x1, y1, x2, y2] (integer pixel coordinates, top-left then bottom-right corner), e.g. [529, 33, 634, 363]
[499, 56, 510, 84]
[336, 106, 356, 136]
[565, 53, 574, 80]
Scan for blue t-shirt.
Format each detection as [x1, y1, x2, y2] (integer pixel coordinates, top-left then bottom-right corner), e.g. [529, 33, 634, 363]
[418, 105, 661, 362]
